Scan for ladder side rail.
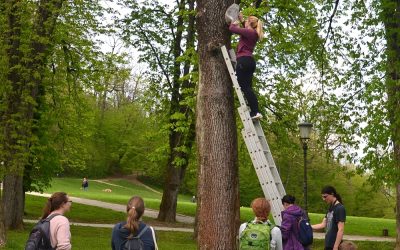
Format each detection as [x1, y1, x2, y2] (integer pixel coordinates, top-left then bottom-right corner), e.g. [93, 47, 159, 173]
[221, 46, 247, 107]
[253, 122, 286, 196]
[240, 130, 281, 202]
[241, 131, 283, 225]
[238, 108, 285, 223]
[256, 138, 286, 196]
[241, 128, 284, 221]
[242, 115, 286, 197]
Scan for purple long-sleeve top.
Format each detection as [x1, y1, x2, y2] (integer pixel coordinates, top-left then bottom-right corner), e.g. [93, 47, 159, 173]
[229, 23, 258, 58]
[280, 205, 306, 250]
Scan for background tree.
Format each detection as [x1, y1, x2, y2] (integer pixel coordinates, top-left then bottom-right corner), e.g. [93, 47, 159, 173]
[381, 0, 400, 246]
[120, 0, 198, 222]
[1, 0, 64, 231]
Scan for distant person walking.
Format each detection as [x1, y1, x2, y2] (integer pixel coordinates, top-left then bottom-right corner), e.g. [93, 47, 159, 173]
[229, 12, 264, 120]
[82, 177, 89, 191]
[239, 197, 283, 250]
[43, 192, 72, 250]
[312, 186, 346, 250]
[111, 196, 158, 250]
[280, 194, 307, 250]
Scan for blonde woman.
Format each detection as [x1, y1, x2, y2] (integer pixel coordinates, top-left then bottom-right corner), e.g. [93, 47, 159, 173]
[229, 13, 264, 120]
[111, 196, 158, 250]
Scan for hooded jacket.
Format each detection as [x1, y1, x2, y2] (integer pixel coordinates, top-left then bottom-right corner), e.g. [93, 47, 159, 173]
[280, 205, 305, 250]
[111, 221, 155, 250]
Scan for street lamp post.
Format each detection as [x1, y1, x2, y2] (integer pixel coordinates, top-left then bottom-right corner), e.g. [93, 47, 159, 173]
[298, 122, 313, 212]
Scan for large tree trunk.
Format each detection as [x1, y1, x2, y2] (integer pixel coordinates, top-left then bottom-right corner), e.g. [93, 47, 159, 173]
[1, 0, 64, 233]
[3, 175, 24, 229]
[195, 0, 240, 248]
[397, 184, 400, 249]
[2, 0, 28, 230]
[0, 184, 6, 246]
[158, 0, 196, 222]
[382, 0, 400, 248]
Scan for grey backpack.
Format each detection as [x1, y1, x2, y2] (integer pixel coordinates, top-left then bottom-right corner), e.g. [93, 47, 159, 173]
[25, 214, 59, 250]
[123, 225, 149, 250]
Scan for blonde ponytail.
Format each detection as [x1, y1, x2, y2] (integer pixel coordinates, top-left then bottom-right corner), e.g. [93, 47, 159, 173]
[249, 16, 264, 41]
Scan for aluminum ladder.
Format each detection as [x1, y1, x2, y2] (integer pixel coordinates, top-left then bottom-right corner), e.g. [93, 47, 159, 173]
[221, 45, 286, 226]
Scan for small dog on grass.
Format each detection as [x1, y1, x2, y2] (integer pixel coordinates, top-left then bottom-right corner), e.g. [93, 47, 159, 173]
[102, 188, 112, 192]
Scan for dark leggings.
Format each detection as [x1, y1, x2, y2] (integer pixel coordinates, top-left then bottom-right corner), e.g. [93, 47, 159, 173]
[236, 56, 259, 116]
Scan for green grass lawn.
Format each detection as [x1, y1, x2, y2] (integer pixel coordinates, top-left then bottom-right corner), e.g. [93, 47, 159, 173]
[6, 224, 197, 250]
[5, 225, 395, 250]
[43, 178, 197, 217]
[25, 194, 143, 224]
[41, 177, 397, 237]
[308, 213, 397, 238]
[238, 207, 397, 238]
[3, 176, 395, 249]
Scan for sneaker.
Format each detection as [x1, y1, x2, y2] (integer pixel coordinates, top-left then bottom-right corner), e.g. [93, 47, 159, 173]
[251, 113, 263, 120]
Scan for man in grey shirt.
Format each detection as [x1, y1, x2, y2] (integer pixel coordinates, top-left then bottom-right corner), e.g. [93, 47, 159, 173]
[312, 186, 346, 250]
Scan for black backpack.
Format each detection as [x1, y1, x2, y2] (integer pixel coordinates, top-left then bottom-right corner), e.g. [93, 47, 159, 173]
[25, 214, 59, 250]
[123, 225, 149, 250]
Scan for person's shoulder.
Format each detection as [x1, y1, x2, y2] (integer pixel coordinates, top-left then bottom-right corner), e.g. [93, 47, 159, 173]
[271, 225, 282, 239]
[50, 214, 68, 221]
[50, 214, 69, 226]
[113, 221, 125, 228]
[240, 222, 248, 227]
[335, 203, 345, 210]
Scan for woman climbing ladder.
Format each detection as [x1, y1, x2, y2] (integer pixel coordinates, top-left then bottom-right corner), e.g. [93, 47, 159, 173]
[229, 12, 264, 120]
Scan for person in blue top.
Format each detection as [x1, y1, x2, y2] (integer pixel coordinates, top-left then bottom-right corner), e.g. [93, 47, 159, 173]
[312, 186, 346, 250]
[111, 196, 158, 250]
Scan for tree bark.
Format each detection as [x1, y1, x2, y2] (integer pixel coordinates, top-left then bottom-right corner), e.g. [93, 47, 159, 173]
[0, 183, 6, 247]
[158, 0, 196, 222]
[3, 175, 24, 229]
[195, 0, 240, 248]
[382, 0, 400, 248]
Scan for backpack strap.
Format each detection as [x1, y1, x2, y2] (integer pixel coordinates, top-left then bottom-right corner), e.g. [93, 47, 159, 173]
[136, 225, 149, 238]
[127, 225, 149, 239]
[44, 213, 61, 222]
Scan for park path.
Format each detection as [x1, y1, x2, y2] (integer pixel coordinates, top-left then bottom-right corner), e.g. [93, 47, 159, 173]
[26, 192, 396, 242]
[27, 191, 194, 224]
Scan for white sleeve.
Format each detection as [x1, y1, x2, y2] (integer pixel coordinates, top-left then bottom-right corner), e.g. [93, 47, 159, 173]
[150, 226, 158, 250]
[238, 223, 247, 236]
[271, 227, 283, 250]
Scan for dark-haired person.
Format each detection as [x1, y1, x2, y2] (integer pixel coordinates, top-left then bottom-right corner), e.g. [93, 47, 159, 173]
[312, 186, 346, 250]
[111, 196, 158, 250]
[280, 194, 306, 250]
[42, 192, 72, 250]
